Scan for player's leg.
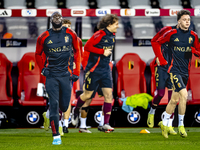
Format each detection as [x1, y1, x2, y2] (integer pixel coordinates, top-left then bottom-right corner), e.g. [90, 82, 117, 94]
[79, 99, 92, 133]
[58, 75, 71, 137]
[97, 87, 104, 131]
[166, 76, 177, 135]
[63, 104, 71, 133]
[71, 71, 97, 126]
[43, 108, 50, 131]
[162, 91, 179, 138]
[178, 88, 188, 137]
[101, 87, 114, 132]
[98, 105, 104, 131]
[58, 109, 64, 136]
[147, 66, 167, 128]
[46, 77, 61, 144]
[100, 71, 114, 132]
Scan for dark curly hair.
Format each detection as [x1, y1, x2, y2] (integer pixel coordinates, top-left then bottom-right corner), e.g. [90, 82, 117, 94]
[97, 14, 119, 30]
[177, 10, 191, 21]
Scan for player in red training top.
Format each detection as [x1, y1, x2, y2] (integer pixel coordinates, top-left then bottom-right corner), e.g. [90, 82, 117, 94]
[147, 25, 179, 136]
[35, 12, 81, 145]
[152, 10, 200, 138]
[71, 14, 119, 132]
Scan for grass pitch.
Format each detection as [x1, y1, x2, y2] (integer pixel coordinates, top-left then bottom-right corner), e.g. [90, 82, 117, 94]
[0, 127, 200, 150]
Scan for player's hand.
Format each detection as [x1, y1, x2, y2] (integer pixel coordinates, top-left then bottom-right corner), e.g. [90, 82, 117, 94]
[159, 58, 168, 66]
[191, 47, 200, 57]
[73, 62, 76, 69]
[156, 57, 160, 66]
[103, 49, 112, 57]
[41, 68, 49, 77]
[70, 74, 79, 82]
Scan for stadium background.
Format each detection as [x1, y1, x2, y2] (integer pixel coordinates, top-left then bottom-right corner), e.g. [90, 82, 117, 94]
[0, 0, 200, 128]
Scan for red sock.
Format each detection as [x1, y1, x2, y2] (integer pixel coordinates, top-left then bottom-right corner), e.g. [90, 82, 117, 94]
[103, 102, 112, 124]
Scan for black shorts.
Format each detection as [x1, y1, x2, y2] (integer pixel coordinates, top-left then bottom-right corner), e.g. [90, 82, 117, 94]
[84, 71, 112, 92]
[155, 66, 172, 90]
[169, 72, 188, 92]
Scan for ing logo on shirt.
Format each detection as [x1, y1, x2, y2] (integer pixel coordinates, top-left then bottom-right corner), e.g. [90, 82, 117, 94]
[65, 36, 69, 43]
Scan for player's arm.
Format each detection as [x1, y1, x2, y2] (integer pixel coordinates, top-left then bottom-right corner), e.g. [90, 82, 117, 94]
[151, 26, 172, 66]
[151, 26, 172, 42]
[191, 31, 200, 57]
[35, 35, 45, 72]
[151, 29, 176, 66]
[69, 29, 81, 77]
[84, 31, 106, 54]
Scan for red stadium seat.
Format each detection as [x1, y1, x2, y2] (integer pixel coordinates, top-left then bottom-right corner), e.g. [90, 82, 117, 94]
[17, 52, 46, 106]
[71, 62, 114, 106]
[116, 53, 146, 106]
[0, 53, 13, 106]
[150, 58, 169, 105]
[187, 56, 200, 105]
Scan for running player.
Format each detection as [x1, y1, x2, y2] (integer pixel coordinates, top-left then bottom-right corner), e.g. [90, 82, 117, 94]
[71, 14, 119, 132]
[147, 25, 179, 136]
[152, 10, 200, 138]
[35, 12, 81, 145]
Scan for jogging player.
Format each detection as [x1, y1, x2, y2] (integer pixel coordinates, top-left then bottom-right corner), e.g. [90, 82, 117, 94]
[147, 25, 179, 136]
[152, 10, 200, 138]
[71, 14, 119, 132]
[35, 12, 81, 145]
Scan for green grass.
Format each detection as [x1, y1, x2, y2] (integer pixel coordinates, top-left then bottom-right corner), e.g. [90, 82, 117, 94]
[0, 127, 200, 150]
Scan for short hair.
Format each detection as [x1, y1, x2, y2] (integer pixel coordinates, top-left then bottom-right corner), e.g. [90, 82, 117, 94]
[177, 10, 191, 21]
[62, 19, 71, 25]
[97, 14, 119, 30]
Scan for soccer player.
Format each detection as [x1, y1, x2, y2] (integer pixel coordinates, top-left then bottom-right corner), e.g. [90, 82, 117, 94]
[35, 12, 81, 145]
[152, 10, 200, 138]
[61, 18, 83, 133]
[147, 25, 179, 135]
[71, 14, 119, 132]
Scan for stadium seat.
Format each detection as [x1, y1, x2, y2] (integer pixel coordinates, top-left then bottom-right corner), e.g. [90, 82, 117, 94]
[191, 0, 200, 8]
[116, 53, 147, 106]
[97, 0, 121, 9]
[17, 52, 46, 106]
[4, 0, 26, 9]
[6, 18, 29, 39]
[0, 53, 13, 106]
[161, 16, 177, 27]
[187, 56, 200, 105]
[159, 0, 183, 8]
[66, 0, 89, 9]
[35, 0, 57, 9]
[36, 18, 48, 36]
[128, 0, 151, 9]
[132, 23, 156, 39]
[149, 58, 169, 105]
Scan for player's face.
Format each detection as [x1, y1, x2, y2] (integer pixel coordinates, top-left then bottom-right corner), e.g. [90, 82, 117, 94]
[178, 15, 190, 30]
[108, 20, 119, 33]
[62, 23, 71, 29]
[51, 13, 62, 25]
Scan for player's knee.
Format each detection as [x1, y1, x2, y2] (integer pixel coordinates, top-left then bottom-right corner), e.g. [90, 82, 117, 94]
[82, 106, 89, 113]
[170, 98, 179, 105]
[60, 104, 69, 112]
[104, 93, 113, 101]
[157, 91, 165, 98]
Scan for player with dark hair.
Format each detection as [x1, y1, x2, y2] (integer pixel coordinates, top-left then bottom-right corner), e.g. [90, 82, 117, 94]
[152, 9, 200, 138]
[61, 18, 84, 133]
[35, 12, 81, 145]
[71, 14, 119, 132]
[147, 24, 179, 135]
